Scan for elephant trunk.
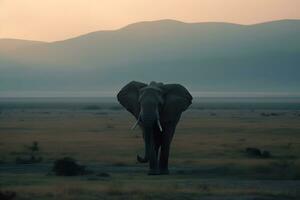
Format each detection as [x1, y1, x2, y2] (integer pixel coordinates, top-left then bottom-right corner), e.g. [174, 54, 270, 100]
[136, 108, 157, 164]
[137, 154, 148, 163]
[137, 111, 156, 163]
[137, 134, 150, 163]
[137, 127, 153, 163]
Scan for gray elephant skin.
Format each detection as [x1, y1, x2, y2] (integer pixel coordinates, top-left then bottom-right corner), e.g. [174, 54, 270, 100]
[117, 81, 192, 175]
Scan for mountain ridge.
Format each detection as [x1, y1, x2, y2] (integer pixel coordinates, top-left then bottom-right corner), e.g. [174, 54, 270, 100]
[0, 19, 299, 95]
[1, 19, 298, 43]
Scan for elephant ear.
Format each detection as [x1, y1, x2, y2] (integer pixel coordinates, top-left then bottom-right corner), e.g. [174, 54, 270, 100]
[117, 81, 147, 118]
[160, 84, 193, 123]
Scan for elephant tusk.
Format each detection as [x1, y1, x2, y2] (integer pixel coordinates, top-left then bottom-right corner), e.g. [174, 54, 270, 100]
[131, 120, 139, 130]
[156, 109, 163, 132]
[131, 114, 141, 130]
[157, 119, 163, 132]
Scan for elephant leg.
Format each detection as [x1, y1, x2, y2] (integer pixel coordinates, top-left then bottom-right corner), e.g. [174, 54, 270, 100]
[148, 129, 162, 175]
[159, 144, 170, 174]
[148, 136, 159, 175]
[159, 124, 176, 174]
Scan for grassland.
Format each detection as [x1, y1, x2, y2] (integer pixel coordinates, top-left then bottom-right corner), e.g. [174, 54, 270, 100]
[0, 98, 299, 199]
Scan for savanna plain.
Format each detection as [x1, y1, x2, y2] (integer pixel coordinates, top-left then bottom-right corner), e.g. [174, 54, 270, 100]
[0, 97, 299, 200]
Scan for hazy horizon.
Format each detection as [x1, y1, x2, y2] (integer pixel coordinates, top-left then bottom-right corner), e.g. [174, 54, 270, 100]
[1, 91, 300, 98]
[1, 0, 300, 41]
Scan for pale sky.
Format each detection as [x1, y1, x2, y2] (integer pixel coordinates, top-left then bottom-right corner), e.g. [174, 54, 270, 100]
[1, 0, 300, 42]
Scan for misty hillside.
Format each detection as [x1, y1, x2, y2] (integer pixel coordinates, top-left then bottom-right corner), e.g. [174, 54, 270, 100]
[0, 19, 300, 95]
[0, 39, 46, 54]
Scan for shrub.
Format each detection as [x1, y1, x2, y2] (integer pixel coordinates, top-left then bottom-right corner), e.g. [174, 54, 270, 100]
[52, 157, 86, 176]
[15, 141, 43, 164]
[0, 190, 16, 200]
[245, 147, 262, 157]
[245, 147, 272, 159]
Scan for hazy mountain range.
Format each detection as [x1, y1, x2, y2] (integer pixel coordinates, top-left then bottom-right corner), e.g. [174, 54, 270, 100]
[0, 19, 299, 97]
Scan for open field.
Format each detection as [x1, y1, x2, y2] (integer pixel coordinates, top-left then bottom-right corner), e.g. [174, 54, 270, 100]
[0, 97, 300, 199]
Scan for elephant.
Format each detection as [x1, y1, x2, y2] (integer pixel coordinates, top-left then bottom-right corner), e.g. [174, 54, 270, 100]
[117, 81, 192, 175]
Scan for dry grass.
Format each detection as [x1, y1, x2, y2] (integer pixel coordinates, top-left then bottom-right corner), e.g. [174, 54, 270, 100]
[1, 172, 299, 199]
[0, 108, 300, 199]
[2, 175, 298, 200]
[1, 110, 299, 164]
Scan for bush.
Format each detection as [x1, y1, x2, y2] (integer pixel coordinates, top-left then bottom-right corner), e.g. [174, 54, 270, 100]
[245, 147, 272, 158]
[15, 141, 43, 164]
[52, 157, 86, 176]
[245, 147, 262, 157]
[0, 190, 16, 200]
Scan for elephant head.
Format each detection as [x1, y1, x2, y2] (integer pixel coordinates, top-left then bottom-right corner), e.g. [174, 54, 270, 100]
[117, 81, 192, 167]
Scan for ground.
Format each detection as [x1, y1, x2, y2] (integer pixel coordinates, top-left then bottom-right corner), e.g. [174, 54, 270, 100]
[0, 99, 299, 199]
